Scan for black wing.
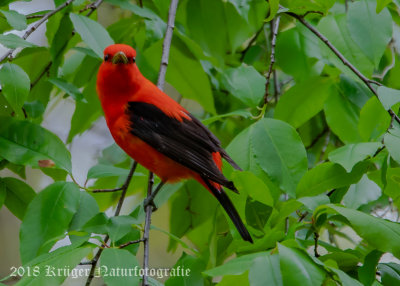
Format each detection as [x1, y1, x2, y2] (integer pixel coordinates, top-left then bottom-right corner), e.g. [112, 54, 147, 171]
[126, 101, 240, 190]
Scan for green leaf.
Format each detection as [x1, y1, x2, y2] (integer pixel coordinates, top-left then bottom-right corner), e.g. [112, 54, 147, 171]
[231, 171, 274, 206]
[2, 177, 35, 220]
[327, 205, 400, 259]
[378, 263, 400, 285]
[107, 215, 137, 242]
[0, 10, 27, 30]
[69, 13, 114, 58]
[278, 244, 326, 286]
[48, 77, 83, 101]
[358, 250, 383, 286]
[87, 164, 130, 179]
[328, 142, 382, 172]
[0, 63, 30, 117]
[165, 252, 206, 286]
[324, 91, 362, 143]
[275, 76, 333, 128]
[377, 86, 400, 110]
[276, 25, 322, 81]
[342, 174, 382, 209]
[249, 254, 282, 286]
[20, 182, 81, 264]
[376, 0, 392, 13]
[204, 252, 269, 276]
[227, 0, 251, 21]
[101, 248, 141, 286]
[0, 33, 36, 49]
[317, 14, 374, 77]
[0, 117, 72, 172]
[296, 162, 368, 198]
[250, 118, 308, 197]
[69, 191, 99, 232]
[385, 127, 400, 164]
[266, 0, 280, 22]
[347, 0, 392, 66]
[358, 96, 391, 141]
[68, 76, 102, 142]
[222, 64, 266, 107]
[16, 244, 92, 286]
[82, 212, 109, 234]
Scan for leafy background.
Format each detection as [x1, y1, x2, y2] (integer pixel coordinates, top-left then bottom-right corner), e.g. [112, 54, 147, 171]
[1, 0, 400, 285]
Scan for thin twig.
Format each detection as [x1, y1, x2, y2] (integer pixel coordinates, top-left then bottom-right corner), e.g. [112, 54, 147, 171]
[142, 1, 179, 285]
[287, 13, 400, 125]
[85, 161, 137, 286]
[86, 0, 105, 17]
[314, 232, 320, 257]
[0, 0, 75, 63]
[156, 0, 179, 89]
[119, 239, 144, 249]
[26, 14, 46, 19]
[142, 172, 154, 286]
[263, 16, 280, 105]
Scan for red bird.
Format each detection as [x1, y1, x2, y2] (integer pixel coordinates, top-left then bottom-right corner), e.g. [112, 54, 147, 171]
[96, 44, 252, 243]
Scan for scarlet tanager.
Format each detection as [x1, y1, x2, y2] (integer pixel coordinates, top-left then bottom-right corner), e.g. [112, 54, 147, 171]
[96, 44, 253, 243]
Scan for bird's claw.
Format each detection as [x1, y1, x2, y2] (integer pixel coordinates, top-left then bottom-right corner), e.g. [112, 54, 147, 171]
[144, 197, 158, 212]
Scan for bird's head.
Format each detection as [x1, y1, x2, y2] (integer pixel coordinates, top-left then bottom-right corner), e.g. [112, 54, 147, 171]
[97, 44, 142, 96]
[103, 44, 137, 65]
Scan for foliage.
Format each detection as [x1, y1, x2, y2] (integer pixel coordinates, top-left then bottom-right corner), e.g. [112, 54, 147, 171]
[0, 0, 400, 285]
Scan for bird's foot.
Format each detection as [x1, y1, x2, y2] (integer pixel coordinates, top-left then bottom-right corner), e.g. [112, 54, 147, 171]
[143, 197, 158, 212]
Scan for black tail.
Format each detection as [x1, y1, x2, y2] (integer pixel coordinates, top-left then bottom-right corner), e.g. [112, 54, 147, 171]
[203, 178, 253, 243]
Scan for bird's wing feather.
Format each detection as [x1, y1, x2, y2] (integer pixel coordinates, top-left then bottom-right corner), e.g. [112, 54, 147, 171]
[126, 101, 238, 189]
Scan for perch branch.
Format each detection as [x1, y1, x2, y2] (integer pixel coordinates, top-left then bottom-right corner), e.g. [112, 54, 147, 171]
[142, 1, 179, 285]
[263, 16, 280, 105]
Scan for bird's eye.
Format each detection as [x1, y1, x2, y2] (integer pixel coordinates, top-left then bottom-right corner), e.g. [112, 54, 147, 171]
[131, 57, 136, 63]
[104, 54, 110, 62]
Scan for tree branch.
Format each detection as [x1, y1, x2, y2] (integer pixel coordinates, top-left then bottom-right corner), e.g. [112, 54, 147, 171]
[142, 1, 179, 285]
[156, 0, 179, 89]
[287, 13, 400, 125]
[0, 0, 75, 63]
[263, 16, 280, 105]
[86, 0, 105, 17]
[314, 232, 320, 257]
[85, 161, 138, 286]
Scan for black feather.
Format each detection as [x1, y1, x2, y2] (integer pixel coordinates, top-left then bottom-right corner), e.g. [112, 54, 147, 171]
[202, 178, 253, 243]
[127, 101, 239, 191]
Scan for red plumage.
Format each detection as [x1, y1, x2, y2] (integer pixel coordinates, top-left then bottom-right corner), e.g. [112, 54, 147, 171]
[96, 44, 252, 243]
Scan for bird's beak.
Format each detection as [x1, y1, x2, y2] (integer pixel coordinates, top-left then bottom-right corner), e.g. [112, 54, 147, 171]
[112, 51, 129, 64]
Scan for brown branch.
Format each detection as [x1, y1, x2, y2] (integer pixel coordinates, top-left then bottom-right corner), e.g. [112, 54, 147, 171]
[263, 16, 280, 105]
[85, 161, 138, 286]
[314, 232, 320, 257]
[86, 0, 105, 17]
[156, 0, 179, 89]
[287, 13, 400, 125]
[119, 239, 144, 248]
[0, 0, 75, 63]
[142, 1, 179, 285]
